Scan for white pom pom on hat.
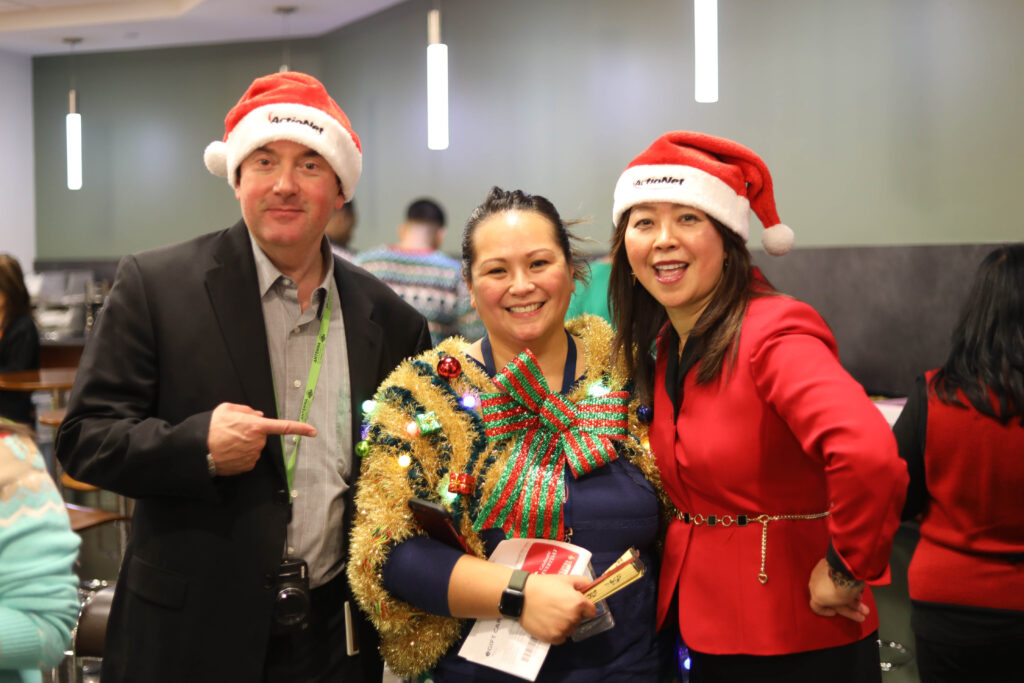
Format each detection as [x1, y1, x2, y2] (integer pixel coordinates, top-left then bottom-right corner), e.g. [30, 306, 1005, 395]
[203, 71, 362, 198]
[612, 131, 794, 256]
[761, 223, 794, 256]
[203, 140, 228, 177]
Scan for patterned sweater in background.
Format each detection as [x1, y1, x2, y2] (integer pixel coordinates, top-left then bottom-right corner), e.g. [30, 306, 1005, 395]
[355, 246, 483, 344]
[0, 428, 80, 683]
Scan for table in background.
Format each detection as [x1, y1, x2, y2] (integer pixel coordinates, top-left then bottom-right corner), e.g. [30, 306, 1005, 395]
[0, 367, 77, 407]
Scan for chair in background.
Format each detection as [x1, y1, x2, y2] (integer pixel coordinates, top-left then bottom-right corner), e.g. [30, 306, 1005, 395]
[62, 479, 129, 555]
[49, 584, 116, 683]
[64, 502, 128, 539]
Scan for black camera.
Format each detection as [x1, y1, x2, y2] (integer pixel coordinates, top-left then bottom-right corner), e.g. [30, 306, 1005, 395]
[272, 557, 310, 633]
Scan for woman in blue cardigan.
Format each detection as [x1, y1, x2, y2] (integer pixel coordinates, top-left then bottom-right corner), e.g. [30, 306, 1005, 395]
[0, 420, 80, 682]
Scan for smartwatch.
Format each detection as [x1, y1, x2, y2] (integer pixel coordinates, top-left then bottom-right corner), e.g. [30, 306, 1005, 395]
[498, 569, 529, 618]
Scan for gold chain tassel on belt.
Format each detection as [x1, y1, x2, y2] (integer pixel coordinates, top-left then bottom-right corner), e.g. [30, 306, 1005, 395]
[674, 509, 831, 584]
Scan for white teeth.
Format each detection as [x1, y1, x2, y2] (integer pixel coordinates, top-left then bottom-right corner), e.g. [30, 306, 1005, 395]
[509, 303, 543, 313]
[655, 263, 687, 271]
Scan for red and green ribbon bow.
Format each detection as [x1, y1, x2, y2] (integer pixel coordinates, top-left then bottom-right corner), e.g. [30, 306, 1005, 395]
[474, 349, 629, 539]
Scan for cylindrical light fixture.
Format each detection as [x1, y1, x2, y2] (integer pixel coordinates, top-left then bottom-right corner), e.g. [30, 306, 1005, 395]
[66, 89, 82, 191]
[427, 6, 449, 150]
[64, 37, 83, 190]
[694, 0, 719, 103]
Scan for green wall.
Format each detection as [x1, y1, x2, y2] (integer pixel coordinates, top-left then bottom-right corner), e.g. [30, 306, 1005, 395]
[0, 48, 35, 270]
[33, 0, 1024, 261]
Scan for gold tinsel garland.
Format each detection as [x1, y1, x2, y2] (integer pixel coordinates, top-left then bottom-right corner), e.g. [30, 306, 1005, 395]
[346, 315, 665, 676]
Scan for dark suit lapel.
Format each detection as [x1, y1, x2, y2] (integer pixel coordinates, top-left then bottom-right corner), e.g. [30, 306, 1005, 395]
[334, 259, 384, 475]
[205, 221, 286, 481]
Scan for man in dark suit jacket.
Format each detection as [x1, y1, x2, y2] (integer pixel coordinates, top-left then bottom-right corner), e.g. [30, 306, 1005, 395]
[55, 72, 431, 682]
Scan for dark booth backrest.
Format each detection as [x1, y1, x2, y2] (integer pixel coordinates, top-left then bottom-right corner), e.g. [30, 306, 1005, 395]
[753, 244, 999, 397]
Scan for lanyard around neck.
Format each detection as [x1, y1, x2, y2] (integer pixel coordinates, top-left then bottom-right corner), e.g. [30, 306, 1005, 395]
[280, 285, 332, 499]
[481, 329, 577, 394]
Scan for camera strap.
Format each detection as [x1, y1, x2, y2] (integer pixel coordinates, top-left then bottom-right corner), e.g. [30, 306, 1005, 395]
[278, 286, 332, 501]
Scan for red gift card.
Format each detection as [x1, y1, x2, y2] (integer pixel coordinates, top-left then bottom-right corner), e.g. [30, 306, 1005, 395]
[521, 542, 579, 576]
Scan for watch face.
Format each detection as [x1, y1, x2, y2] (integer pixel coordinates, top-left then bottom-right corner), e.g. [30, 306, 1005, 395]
[499, 589, 525, 618]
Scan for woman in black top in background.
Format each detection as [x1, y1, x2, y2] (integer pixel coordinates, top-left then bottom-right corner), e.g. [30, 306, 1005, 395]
[0, 254, 40, 425]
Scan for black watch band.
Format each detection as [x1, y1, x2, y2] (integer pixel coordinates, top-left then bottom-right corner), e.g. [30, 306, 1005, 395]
[498, 569, 529, 618]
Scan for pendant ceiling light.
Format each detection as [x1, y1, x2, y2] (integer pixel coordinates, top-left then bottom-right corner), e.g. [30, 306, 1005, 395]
[694, 0, 719, 103]
[427, 2, 449, 150]
[64, 37, 83, 191]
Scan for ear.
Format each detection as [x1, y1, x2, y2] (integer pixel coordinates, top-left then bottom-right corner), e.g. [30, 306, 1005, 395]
[233, 165, 244, 199]
[466, 277, 477, 309]
[569, 251, 578, 294]
[434, 227, 446, 250]
[334, 192, 346, 211]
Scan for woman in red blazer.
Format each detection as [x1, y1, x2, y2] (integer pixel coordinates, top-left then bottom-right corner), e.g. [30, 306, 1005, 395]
[893, 244, 1024, 682]
[607, 131, 908, 682]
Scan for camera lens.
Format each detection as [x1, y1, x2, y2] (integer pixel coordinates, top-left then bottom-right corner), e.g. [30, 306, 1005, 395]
[275, 586, 310, 627]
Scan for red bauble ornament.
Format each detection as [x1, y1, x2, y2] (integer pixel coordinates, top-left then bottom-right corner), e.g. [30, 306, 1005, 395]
[437, 355, 462, 379]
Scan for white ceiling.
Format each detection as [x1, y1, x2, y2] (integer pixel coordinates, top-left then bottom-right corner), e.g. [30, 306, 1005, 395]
[0, 0, 408, 56]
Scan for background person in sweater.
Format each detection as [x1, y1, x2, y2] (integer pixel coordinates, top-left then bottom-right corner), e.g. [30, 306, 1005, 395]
[356, 198, 482, 344]
[0, 420, 80, 683]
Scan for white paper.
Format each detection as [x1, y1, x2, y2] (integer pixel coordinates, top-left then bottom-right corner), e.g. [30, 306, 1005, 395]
[457, 538, 592, 681]
[873, 397, 906, 426]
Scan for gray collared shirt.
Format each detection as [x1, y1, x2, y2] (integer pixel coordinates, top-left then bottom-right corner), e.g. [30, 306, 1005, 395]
[251, 237, 352, 588]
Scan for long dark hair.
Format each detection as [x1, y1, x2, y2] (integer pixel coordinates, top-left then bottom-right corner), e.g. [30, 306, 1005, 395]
[461, 187, 589, 284]
[931, 244, 1024, 425]
[609, 209, 770, 405]
[0, 254, 31, 330]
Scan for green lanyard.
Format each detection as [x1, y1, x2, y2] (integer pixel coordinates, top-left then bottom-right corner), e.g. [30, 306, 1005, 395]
[280, 286, 332, 499]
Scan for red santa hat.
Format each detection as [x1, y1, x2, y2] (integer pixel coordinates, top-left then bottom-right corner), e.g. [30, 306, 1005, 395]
[612, 131, 794, 256]
[203, 71, 362, 198]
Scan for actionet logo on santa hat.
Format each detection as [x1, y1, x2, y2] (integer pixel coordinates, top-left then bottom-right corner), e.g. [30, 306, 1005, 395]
[633, 176, 686, 187]
[267, 112, 324, 135]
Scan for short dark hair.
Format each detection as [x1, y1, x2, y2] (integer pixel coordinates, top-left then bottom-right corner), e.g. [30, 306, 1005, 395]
[932, 243, 1024, 425]
[461, 186, 589, 285]
[406, 198, 446, 227]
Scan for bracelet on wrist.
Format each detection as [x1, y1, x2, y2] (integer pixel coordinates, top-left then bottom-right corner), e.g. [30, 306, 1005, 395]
[827, 566, 865, 591]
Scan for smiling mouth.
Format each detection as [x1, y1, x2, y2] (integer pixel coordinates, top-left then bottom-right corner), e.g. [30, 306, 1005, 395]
[508, 302, 544, 314]
[653, 262, 688, 282]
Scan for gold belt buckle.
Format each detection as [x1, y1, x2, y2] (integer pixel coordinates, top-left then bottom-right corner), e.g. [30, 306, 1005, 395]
[674, 510, 750, 527]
